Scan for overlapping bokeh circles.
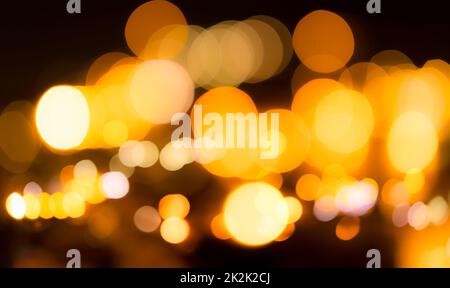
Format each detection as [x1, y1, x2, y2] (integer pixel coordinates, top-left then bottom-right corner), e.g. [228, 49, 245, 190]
[223, 182, 289, 246]
[187, 16, 291, 88]
[191, 86, 260, 178]
[291, 79, 369, 174]
[313, 89, 374, 154]
[256, 109, 311, 173]
[129, 59, 194, 124]
[125, 0, 188, 59]
[3, 0, 450, 265]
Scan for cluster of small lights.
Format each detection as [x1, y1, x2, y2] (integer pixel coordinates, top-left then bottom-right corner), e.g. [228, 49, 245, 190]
[5, 190, 85, 220]
[115, 139, 203, 173]
[132, 194, 191, 245]
[118, 140, 159, 168]
[5, 159, 129, 220]
[295, 167, 377, 241]
[391, 196, 449, 230]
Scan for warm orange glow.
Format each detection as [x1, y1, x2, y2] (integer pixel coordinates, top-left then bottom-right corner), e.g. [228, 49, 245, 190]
[23, 193, 40, 220]
[293, 10, 354, 73]
[275, 223, 296, 242]
[339, 62, 387, 92]
[129, 60, 194, 124]
[313, 89, 374, 153]
[257, 109, 310, 173]
[211, 214, 231, 240]
[38, 193, 52, 219]
[103, 120, 129, 147]
[397, 222, 450, 268]
[125, 0, 188, 58]
[49, 192, 68, 220]
[387, 112, 438, 173]
[85, 51, 129, 85]
[284, 196, 303, 223]
[62, 191, 86, 218]
[192, 87, 260, 178]
[335, 216, 360, 241]
[158, 194, 190, 219]
[223, 182, 288, 246]
[296, 174, 322, 201]
[404, 169, 425, 195]
[160, 217, 190, 244]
